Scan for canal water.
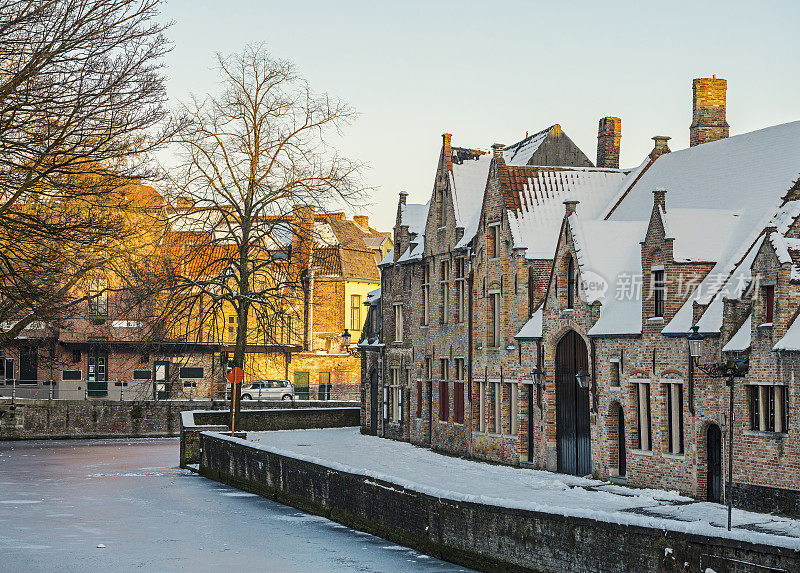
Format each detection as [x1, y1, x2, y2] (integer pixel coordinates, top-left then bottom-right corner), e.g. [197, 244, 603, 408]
[0, 438, 469, 572]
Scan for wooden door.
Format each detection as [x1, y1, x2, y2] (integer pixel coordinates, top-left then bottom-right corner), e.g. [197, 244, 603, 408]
[293, 371, 309, 400]
[555, 331, 591, 476]
[87, 346, 108, 397]
[707, 424, 722, 502]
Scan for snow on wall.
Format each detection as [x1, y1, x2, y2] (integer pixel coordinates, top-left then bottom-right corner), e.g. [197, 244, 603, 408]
[722, 314, 751, 352]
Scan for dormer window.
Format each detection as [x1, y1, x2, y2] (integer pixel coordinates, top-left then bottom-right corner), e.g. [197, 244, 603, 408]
[566, 255, 575, 309]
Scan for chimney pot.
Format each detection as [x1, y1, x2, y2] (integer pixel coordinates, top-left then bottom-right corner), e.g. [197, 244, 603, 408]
[650, 135, 672, 159]
[564, 200, 579, 216]
[399, 190, 407, 206]
[596, 116, 621, 169]
[652, 188, 667, 211]
[491, 143, 505, 159]
[690, 76, 729, 147]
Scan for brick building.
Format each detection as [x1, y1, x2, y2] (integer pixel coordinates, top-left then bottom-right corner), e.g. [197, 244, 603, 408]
[365, 77, 800, 515]
[1, 197, 390, 403]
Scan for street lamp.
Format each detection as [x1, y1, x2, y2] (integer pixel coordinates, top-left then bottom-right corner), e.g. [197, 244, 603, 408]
[530, 366, 543, 387]
[340, 328, 360, 357]
[686, 324, 749, 531]
[575, 367, 589, 389]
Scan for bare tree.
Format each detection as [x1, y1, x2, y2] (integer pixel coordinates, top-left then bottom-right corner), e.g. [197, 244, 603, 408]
[0, 0, 176, 344]
[162, 44, 363, 408]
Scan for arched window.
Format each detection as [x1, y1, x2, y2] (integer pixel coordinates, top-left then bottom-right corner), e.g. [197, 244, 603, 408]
[567, 255, 575, 309]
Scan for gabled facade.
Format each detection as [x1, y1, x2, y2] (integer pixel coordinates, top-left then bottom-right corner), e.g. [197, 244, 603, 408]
[363, 76, 800, 516]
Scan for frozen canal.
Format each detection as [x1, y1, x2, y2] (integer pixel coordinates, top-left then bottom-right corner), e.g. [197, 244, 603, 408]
[0, 438, 470, 573]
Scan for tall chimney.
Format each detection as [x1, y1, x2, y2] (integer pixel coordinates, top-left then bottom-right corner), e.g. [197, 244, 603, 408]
[690, 76, 729, 147]
[491, 143, 505, 159]
[292, 204, 314, 273]
[649, 136, 671, 160]
[596, 117, 621, 169]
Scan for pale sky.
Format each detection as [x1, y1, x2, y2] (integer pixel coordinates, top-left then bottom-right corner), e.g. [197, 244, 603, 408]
[158, 0, 799, 232]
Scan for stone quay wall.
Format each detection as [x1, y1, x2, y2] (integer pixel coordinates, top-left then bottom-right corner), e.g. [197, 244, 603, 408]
[180, 406, 360, 467]
[199, 431, 799, 573]
[0, 398, 357, 441]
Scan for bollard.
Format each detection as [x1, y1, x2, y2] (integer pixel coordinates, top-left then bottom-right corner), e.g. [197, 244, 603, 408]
[120, 383, 124, 402]
[11, 378, 15, 404]
[189, 383, 193, 401]
[49, 383, 53, 400]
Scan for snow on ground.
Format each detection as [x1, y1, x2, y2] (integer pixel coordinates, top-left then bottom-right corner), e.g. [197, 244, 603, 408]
[243, 427, 800, 550]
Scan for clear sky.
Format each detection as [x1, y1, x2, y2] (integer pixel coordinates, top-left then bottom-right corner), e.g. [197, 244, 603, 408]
[157, 0, 799, 232]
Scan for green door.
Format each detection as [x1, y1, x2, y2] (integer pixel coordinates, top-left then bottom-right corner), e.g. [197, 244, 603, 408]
[87, 346, 108, 397]
[293, 371, 309, 400]
[153, 361, 170, 400]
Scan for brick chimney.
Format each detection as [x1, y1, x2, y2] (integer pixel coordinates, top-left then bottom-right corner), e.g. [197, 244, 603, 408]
[653, 188, 667, 212]
[491, 143, 505, 159]
[564, 200, 579, 216]
[596, 117, 621, 169]
[353, 215, 369, 229]
[690, 76, 729, 147]
[649, 136, 671, 160]
[292, 204, 314, 273]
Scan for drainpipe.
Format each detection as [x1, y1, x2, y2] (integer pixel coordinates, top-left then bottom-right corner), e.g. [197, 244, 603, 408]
[467, 252, 474, 455]
[590, 338, 598, 413]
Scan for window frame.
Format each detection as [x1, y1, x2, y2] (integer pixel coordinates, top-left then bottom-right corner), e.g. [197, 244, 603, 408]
[653, 269, 665, 318]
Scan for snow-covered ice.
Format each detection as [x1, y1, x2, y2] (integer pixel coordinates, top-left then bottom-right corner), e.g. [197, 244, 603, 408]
[243, 427, 800, 550]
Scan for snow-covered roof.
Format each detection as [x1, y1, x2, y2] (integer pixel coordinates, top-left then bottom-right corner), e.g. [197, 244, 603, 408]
[660, 208, 742, 263]
[605, 121, 800, 334]
[774, 315, 800, 351]
[722, 315, 752, 352]
[503, 127, 550, 166]
[506, 167, 628, 259]
[565, 216, 648, 336]
[449, 148, 491, 229]
[365, 288, 381, 305]
[515, 306, 543, 340]
[769, 231, 800, 282]
[401, 200, 430, 237]
[378, 247, 394, 267]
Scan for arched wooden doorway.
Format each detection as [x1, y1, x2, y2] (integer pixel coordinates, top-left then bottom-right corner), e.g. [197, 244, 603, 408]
[707, 424, 722, 502]
[555, 330, 591, 475]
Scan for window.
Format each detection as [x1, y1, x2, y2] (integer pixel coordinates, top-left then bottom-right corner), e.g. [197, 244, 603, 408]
[440, 358, 449, 381]
[653, 269, 665, 318]
[132, 369, 152, 380]
[610, 361, 620, 387]
[425, 357, 432, 380]
[439, 190, 446, 227]
[179, 367, 204, 379]
[488, 291, 500, 347]
[393, 304, 403, 342]
[350, 294, 362, 330]
[566, 256, 575, 309]
[494, 382, 502, 433]
[455, 258, 466, 323]
[87, 278, 108, 316]
[228, 315, 236, 338]
[62, 370, 82, 381]
[528, 267, 535, 317]
[478, 380, 486, 432]
[440, 260, 450, 324]
[390, 367, 402, 421]
[488, 223, 499, 259]
[416, 379, 422, 418]
[665, 382, 683, 454]
[421, 264, 430, 326]
[636, 382, 652, 450]
[763, 285, 775, 324]
[750, 385, 789, 433]
[72, 349, 81, 364]
[454, 358, 465, 424]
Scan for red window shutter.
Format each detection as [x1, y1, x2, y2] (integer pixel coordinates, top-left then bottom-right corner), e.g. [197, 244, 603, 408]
[454, 381, 464, 423]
